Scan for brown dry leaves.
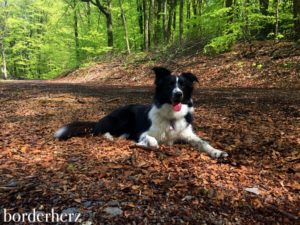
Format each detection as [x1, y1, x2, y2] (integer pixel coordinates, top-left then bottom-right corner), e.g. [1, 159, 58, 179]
[0, 78, 299, 224]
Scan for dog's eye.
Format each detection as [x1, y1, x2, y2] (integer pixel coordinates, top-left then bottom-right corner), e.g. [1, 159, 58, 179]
[178, 80, 184, 86]
[169, 81, 175, 86]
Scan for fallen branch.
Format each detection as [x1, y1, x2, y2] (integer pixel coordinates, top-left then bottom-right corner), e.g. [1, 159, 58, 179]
[105, 98, 120, 103]
[287, 157, 300, 163]
[0, 186, 18, 190]
[266, 204, 299, 221]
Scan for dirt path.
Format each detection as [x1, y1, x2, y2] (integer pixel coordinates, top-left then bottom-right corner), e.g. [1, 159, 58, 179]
[0, 81, 299, 224]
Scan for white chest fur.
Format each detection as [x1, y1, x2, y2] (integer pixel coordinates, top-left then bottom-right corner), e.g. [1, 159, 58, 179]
[145, 104, 193, 144]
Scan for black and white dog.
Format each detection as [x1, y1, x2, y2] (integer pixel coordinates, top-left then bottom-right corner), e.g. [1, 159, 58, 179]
[54, 67, 228, 159]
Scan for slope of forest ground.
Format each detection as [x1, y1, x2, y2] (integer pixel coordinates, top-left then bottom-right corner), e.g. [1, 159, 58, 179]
[57, 41, 300, 88]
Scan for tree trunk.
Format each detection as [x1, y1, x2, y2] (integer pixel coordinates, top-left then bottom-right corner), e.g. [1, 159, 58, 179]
[82, 0, 113, 47]
[172, 1, 177, 32]
[143, 0, 149, 50]
[148, 0, 154, 49]
[294, 0, 300, 40]
[191, 0, 197, 28]
[87, 1, 91, 28]
[259, 0, 269, 16]
[167, 0, 176, 42]
[162, 0, 167, 40]
[119, 0, 130, 53]
[137, 0, 143, 34]
[198, 0, 202, 16]
[105, 0, 113, 47]
[192, 0, 197, 16]
[258, 0, 270, 38]
[73, 0, 80, 66]
[187, 0, 190, 29]
[179, 0, 184, 44]
[225, 0, 233, 22]
[243, 0, 250, 41]
[0, 0, 8, 79]
[154, 0, 162, 45]
[225, 0, 232, 8]
[0, 39, 7, 80]
[275, 0, 279, 40]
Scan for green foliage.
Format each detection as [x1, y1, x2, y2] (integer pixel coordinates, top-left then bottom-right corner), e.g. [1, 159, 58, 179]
[204, 22, 242, 54]
[0, 0, 297, 79]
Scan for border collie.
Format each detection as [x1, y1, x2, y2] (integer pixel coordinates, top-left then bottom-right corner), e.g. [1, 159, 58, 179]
[54, 67, 228, 159]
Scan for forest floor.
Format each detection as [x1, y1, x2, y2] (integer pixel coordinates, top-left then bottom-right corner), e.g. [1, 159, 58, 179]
[0, 41, 300, 224]
[0, 82, 299, 224]
[57, 41, 300, 89]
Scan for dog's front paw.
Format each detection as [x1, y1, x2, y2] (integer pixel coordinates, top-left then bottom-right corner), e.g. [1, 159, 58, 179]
[137, 135, 159, 148]
[210, 149, 228, 159]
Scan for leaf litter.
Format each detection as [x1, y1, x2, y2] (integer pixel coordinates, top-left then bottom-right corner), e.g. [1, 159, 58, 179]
[0, 45, 300, 224]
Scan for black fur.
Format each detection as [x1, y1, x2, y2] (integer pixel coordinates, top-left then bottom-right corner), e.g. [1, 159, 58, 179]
[93, 104, 151, 142]
[54, 67, 198, 141]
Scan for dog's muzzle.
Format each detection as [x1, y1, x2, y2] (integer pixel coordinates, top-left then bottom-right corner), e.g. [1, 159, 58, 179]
[172, 91, 183, 103]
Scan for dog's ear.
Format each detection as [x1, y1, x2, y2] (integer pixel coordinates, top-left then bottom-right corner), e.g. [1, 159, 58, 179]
[181, 72, 199, 83]
[153, 67, 171, 84]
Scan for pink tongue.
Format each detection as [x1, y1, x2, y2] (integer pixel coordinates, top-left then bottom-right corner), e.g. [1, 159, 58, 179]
[172, 103, 182, 112]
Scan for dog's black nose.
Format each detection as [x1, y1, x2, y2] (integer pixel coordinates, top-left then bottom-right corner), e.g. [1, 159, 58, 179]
[174, 92, 183, 98]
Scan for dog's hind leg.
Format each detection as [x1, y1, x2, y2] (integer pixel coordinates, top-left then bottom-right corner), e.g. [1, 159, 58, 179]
[180, 125, 228, 159]
[93, 115, 121, 137]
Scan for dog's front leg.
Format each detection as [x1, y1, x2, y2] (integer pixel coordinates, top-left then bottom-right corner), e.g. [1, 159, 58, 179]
[180, 126, 228, 159]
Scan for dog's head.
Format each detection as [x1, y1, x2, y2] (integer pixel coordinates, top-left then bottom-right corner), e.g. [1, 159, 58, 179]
[153, 67, 198, 111]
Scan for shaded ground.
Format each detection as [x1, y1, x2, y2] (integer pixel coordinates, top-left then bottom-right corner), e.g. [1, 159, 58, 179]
[0, 81, 299, 224]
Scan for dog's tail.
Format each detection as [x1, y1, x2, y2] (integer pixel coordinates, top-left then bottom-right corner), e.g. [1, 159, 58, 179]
[54, 121, 97, 140]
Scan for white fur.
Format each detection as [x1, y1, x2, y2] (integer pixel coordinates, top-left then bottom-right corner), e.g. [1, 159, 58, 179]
[137, 104, 228, 159]
[120, 133, 129, 139]
[155, 103, 189, 120]
[138, 104, 190, 145]
[172, 77, 183, 95]
[103, 132, 114, 141]
[54, 126, 67, 139]
[137, 134, 159, 148]
[179, 125, 228, 158]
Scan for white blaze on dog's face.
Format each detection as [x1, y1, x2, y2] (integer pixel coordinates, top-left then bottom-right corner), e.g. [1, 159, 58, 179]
[152, 67, 198, 112]
[171, 77, 184, 111]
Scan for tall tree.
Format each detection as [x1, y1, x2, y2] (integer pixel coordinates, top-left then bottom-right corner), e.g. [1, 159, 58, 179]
[275, 0, 279, 40]
[162, 0, 167, 40]
[148, 0, 154, 48]
[293, 0, 300, 40]
[0, 0, 8, 79]
[137, 0, 143, 35]
[179, 0, 184, 44]
[192, 0, 197, 16]
[143, 0, 149, 50]
[225, 0, 233, 21]
[154, 0, 162, 45]
[167, 0, 176, 42]
[87, 1, 91, 28]
[64, 0, 80, 66]
[119, 0, 130, 53]
[259, 0, 269, 15]
[73, 0, 80, 66]
[81, 0, 113, 47]
[259, 0, 270, 37]
[186, 0, 191, 29]
[172, 0, 177, 32]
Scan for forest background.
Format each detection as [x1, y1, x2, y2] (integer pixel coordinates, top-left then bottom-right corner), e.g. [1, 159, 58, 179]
[0, 0, 299, 80]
